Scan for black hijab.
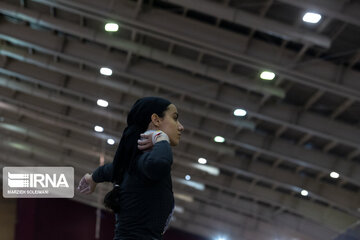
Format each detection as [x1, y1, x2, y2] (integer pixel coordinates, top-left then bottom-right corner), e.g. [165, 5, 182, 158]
[111, 96, 172, 183]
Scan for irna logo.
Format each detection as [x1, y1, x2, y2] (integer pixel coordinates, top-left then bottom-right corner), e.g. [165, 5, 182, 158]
[3, 167, 74, 198]
[8, 172, 69, 188]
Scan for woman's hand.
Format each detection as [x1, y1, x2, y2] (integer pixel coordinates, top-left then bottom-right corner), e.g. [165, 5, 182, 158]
[150, 130, 169, 144]
[138, 130, 169, 151]
[138, 133, 153, 151]
[77, 173, 97, 194]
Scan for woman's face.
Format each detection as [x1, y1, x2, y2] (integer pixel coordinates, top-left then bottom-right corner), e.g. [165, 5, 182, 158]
[158, 104, 184, 146]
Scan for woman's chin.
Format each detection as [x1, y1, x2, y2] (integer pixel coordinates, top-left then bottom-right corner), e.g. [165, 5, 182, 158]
[170, 139, 179, 146]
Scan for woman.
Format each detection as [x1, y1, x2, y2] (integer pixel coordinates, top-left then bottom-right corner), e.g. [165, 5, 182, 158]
[77, 96, 184, 240]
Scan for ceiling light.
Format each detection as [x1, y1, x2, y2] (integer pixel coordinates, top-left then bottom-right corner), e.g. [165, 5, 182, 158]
[175, 178, 205, 191]
[215, 236, 227, 240]
[174, 206, 184, 214]
[260, 71, 275, 80]
[301, 189, 308, 196]
[97, 99, 108, 107]
[233, 108, 247, 117]
[185, 175, 191, 181]
[214, 136, 225, 143]
[100, 67, 112, 76]
[174, 193, 194, 202]
[330, 171, 339, 179]
[94, 125, 104, 133]
[302, 12, 322, 23]
[9, 142, 30, 151]
[191, 163, 220, 176]
[107, 138, 115, 145]
[105, 23, 119, 32]
[198, 158, 207, 164]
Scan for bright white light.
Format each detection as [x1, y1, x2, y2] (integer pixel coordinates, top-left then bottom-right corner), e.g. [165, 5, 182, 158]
[97, 99, 109, 107]
[174, 205, 184, 214]
[175, 178, 205, 191]
[260, 71, 275, 80]
[100, 67, 112, 76]
[330, 171, 339, 179]
[185, 175, 191, 181]
[233, 108, 247, 117]
[302, 12, 322, 23]
[301, 190, 309, 196]
[94, 125, 104, 133]
[191, 163, 220, 176]
[105, 23, 119, 32]
[107, 138, 115, 145]
[214, 136, 225, 143]
[215, 236, 227, 240]
[198, 158, 207, 164]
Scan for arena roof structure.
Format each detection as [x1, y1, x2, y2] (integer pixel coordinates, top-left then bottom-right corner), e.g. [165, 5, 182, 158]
[0, 0, 359, 239]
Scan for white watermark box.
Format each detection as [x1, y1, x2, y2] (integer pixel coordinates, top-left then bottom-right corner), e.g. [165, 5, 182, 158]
[3, 167, 74, 198]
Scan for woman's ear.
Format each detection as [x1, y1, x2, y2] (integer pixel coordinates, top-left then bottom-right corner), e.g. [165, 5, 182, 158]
[151, 113, 161, 127]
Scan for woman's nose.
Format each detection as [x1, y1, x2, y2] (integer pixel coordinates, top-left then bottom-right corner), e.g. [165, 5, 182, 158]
[178, 122, 184, 131]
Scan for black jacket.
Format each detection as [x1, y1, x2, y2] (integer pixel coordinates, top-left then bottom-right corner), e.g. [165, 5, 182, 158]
[92, 141, 174, 240]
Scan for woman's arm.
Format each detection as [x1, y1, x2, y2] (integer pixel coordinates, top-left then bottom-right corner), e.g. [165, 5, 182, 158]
[137, 141, 173, 180]
[91, 133, 155, 182]
[91, 162, 114, 183]
[77, 133, 154, 194]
